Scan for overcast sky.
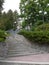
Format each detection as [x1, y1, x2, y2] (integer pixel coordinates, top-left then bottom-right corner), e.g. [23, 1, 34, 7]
[3, 0, 20, 13]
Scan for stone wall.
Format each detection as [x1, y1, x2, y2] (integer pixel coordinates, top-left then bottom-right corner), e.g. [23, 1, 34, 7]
[0, 42, 8, 57]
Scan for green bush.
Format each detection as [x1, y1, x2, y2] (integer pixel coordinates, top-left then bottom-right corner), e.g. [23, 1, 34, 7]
[19, 23, 49, 44]
[22, 21, 28, 28]
[35, 23, 49, 31]
[19, 30, 49, 44]
[34, 20, 43, 26]
[31, 22, 49, 31]
[0, 38, 5, 42]
[0, 30, 7, 42]
[31, 31, 49, 44]
[18, 30, 32, 39]
[31, 21, 43, 31]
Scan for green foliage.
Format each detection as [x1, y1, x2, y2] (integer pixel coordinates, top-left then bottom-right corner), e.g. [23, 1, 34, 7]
[35, 23, 49, 31]
[34, 21, 43, 26]
[13, 10, 18, 22]
[31, 31, 49, 44]
[0, 0, 4, 13]
[0, 30, 7, 42]
[0, 38, 5, 42]
[20, 0, 49, 26]
[31, 21, 43, 31]
[22, 21, 28, 28]
[5, 9, 14, 30]
[19, 30, 49, 44]
[0, 9, 18, 30]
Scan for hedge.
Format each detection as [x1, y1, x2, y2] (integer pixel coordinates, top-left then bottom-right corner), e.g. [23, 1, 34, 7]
[18, 30, 49, 44]
[0, 30, 7, 42]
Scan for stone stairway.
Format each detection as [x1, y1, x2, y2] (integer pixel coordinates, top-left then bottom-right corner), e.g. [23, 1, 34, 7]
[6, 34, 34, 57]
[0, 30, 49, 64]
[5, 30, 49, 57]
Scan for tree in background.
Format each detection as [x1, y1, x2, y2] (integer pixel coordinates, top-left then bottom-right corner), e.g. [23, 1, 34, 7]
[0, 9, 19, 30]
[0, 12, 6, 30]
[0, 0, 19, 30]
[5, 9, 14, 30]
[0, 0, 4, 30]
[0, 0, 4, 14]
[13, 10, 19, 30]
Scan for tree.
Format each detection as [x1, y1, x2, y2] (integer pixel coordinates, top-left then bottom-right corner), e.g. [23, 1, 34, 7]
[20, 0, 49, 26]
[0, 12, 6, 30]
[0, 0, 4, 14]
[13, 10, 18, 26]
[20, 0, 38, 25]
[22, 21, 28, 28]
[0, 0, 4, 30]
[5, 9, 14, 30]
[0, 9, 19, 30]
[13, 10, 19, 30]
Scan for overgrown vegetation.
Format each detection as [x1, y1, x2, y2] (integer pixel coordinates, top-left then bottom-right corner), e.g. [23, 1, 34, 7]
[0, 0, 14, 42]
[19, 29, 49, 44]
[0, 10, 18, 30]
[0, 0, 18, 30]
[19, 0, 49, 44]
[0, 30, 8, 42]
[0, 0, 19, 42]
[35, 23, 49, 31]
[20, 0, 49, 27]
[19, 23, 49, 44]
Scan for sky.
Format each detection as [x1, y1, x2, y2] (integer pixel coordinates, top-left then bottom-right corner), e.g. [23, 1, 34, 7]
[3, 0, 20, 13]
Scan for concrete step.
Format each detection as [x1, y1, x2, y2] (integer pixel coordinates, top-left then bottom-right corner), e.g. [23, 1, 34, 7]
[0, 61, 48, 65]
[7, 52, 34, 57]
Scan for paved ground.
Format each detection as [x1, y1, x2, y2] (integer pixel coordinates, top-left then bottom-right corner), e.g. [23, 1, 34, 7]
[6, 53, 49, 62]
[0, 54, 49, 65]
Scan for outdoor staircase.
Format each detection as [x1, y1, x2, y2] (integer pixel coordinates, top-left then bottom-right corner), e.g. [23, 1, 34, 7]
[5, 30, 48, 57]
[7, 42, 33, 57]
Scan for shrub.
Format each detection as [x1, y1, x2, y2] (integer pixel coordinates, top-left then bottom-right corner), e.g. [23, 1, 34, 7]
[19, 30, 49, 44]
[31, 22, 49, 31]
[0, 38, 5, 42]
[35, 23, 49, 31]
[22, 21, 28, 28]
[31, 21, 43, 31]
[31, 31, 49, 44]
[18, 30, 32, 39]
[34, 20, 43, 26]
[0, 30, 7, 42]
